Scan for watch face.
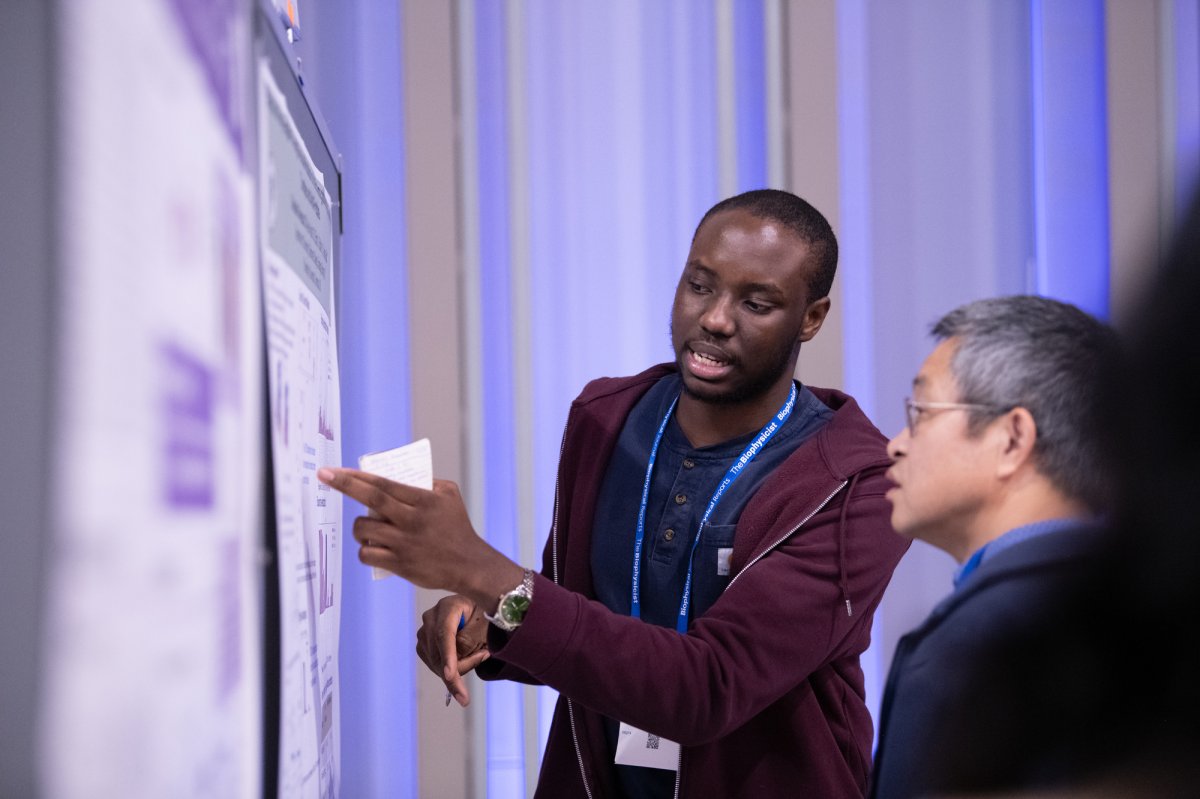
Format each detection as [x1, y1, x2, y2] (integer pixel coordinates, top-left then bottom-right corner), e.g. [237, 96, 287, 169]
[500, 594, 531, 624]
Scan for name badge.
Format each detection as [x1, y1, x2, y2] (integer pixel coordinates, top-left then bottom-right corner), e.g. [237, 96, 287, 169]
[615, 722, 680, 771]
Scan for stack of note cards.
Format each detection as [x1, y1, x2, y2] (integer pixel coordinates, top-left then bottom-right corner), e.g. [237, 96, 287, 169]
[357, 438, 432, 580]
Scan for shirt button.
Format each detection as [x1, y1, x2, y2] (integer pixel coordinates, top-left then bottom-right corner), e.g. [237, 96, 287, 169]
[663, 529, 675, 541]
[675, 494, 687, 505]
[682, 458, 695, 469]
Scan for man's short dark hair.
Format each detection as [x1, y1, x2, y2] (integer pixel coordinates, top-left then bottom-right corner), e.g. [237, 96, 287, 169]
[931, 295, 1118, 512]
[694, 189, 838, 301]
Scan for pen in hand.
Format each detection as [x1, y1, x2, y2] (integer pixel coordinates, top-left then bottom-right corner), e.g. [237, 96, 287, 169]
[444, 612, 467, 707]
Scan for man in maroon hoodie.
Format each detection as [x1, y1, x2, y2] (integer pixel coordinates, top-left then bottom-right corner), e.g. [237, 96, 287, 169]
[320, 189, 908, 797]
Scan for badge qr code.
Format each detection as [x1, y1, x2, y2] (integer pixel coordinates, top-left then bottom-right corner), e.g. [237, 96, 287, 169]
[615, 723, 681, 770]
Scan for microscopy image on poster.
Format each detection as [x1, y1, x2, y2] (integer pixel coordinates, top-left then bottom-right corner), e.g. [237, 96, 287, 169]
[259, 61, 342, 799]
[40, 1, 261, 798]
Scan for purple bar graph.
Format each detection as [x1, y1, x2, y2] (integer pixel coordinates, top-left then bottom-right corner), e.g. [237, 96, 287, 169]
[319, 527, 334, 614]
[161, 341, 215, 510]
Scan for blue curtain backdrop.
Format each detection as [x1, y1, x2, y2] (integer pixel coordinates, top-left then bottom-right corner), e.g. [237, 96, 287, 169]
[308, 4, 417, 798]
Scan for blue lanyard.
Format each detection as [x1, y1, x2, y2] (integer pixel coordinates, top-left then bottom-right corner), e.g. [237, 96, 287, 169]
[632, 382, 797, 633]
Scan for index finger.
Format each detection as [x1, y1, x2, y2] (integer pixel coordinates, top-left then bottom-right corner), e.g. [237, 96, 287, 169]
[439, 610, 465, 684]
[440, 611, 473, 706]
[316, 466, 429, 518]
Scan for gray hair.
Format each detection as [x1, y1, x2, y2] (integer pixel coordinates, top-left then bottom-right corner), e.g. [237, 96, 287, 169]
[932, 295, 1117, 512]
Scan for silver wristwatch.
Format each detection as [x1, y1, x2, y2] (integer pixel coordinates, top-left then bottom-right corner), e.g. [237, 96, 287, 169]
[485, 569, 534, 632]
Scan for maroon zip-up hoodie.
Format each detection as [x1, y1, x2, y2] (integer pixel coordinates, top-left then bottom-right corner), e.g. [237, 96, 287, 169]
[479, 364, 909, 798]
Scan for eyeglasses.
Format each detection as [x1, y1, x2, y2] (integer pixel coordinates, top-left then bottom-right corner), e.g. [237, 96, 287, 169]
[903, 397, 1008, 432]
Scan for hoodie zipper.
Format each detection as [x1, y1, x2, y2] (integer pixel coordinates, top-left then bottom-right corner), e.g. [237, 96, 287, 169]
[567, 700, 594, 799]
[672, 479, 849, 799]
[551, 415, 567, 586]
[550, 415, 596, 799]
[727, 480, 848, 590]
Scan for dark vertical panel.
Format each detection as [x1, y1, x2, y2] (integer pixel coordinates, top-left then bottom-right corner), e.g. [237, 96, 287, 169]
[0, 1, 55, 796]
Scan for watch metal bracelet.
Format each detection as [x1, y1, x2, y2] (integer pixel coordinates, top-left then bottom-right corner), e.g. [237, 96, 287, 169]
[485, 568, 534, 632]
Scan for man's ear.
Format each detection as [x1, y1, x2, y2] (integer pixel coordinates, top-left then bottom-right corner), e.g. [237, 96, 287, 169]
[994, 407, 1038, 478]
[799, 296, 832, 343]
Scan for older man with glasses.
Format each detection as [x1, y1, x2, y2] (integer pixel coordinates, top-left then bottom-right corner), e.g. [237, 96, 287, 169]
[868, 295, 1118, 799]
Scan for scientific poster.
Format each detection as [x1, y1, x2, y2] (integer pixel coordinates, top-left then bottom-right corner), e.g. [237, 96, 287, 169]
[259, 62, 343, 799]
[40, 1, 261, 797]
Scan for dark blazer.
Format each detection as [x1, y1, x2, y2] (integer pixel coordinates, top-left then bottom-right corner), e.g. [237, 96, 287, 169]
[869, 526, 1098, 799]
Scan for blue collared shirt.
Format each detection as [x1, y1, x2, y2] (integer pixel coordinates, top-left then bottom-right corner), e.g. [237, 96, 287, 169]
[953, 518, 1092, 590]
[591, 373, 832, 626]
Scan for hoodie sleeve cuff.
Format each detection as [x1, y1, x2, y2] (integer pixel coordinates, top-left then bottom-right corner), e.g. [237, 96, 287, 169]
[485, 573, 584, 678]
